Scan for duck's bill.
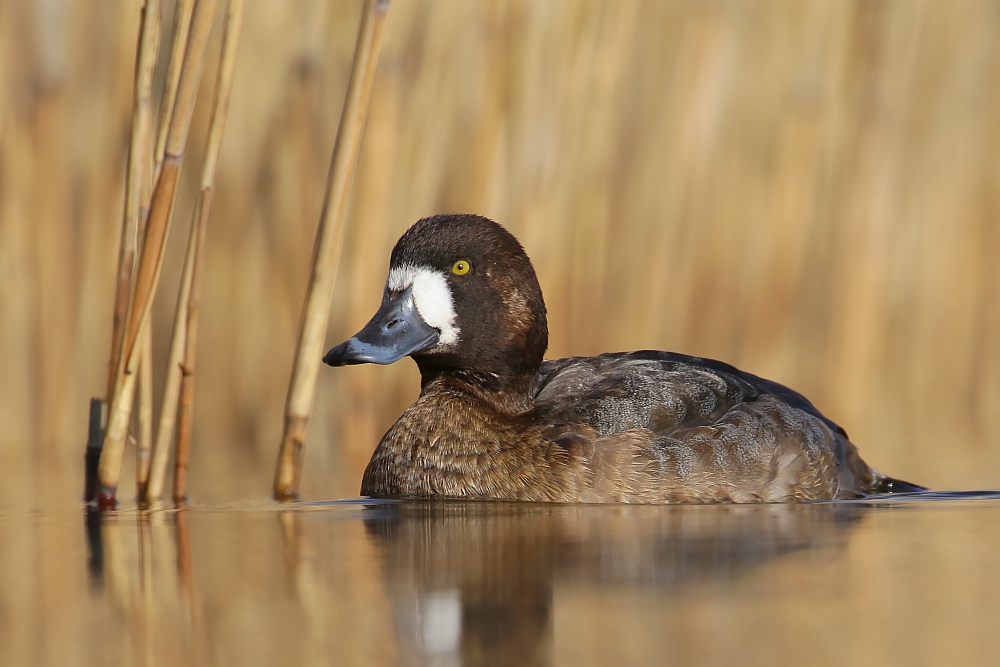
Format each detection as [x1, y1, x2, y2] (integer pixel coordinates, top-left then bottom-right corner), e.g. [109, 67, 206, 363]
[322, 287, 440, 366]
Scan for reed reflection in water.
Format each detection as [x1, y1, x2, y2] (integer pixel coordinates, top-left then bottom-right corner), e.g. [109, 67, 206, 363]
[0, 498, 986, 665]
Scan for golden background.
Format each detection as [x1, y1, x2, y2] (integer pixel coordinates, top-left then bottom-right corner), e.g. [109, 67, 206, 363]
[2, 0, 999, 506]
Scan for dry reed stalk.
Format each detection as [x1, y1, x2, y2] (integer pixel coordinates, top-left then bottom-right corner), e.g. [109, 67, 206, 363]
[173, 0, 244, 502]
[98, 0, 218, 508]
[141, 0, 199, 502]
[102, 0, 161, 406]
[136, 325, 154, 489]
[145, 219, 195, 501]
[122, 0, 217, 376]
[273, 0, 392, 500]
[87, 0, 160, 503]
[0, 0, 4, 142]
[135, 16, 160, 494]
[154, 0, 195, 181]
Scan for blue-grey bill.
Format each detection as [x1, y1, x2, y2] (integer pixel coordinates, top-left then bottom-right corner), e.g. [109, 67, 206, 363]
[323, 287, 440, 366]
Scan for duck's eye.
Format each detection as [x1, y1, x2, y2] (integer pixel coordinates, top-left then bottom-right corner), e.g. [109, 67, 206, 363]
[452, 260, 471, 275]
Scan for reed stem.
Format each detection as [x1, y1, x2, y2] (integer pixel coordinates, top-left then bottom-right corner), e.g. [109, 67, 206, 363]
[134, 10, 160, 497]
[98, 0, 218, 508]
[89, 0, 160, 504]
[142, 0, 199, 502]
[136, 325, 154, 491]
[273, 0, 391, 500]
[172, 192, 211, 502]
[103, 0, 161, 409]
[121, 0, 217, 372]
[145, 215, 195, 501]
[154, 0, 195, 182]
[173, 0, 245, 502]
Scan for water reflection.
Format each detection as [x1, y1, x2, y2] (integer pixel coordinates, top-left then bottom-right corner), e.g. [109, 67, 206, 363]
[64, 496, 1000, 666]
[359, 502, 861, 666]
[83, 506, 206, 665]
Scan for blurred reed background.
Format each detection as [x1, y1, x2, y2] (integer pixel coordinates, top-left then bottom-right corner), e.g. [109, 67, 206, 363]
[2, 0, 999, 507]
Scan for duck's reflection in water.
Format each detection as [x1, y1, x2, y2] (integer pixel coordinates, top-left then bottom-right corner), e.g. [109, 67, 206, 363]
[363, 502, 863, 667]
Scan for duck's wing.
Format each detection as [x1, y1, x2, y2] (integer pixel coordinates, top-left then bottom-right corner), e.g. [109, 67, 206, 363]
[531, 351, 878, 501]
[533, 350, 848, 439]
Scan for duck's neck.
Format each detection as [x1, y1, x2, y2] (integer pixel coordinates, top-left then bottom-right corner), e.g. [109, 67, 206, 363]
[417, 366, 538, 415]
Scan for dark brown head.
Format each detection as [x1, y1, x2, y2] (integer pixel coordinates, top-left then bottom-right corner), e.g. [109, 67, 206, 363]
[323, 214, 548, 387]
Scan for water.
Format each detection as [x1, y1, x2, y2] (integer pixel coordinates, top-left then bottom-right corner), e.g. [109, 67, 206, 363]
[2, 493, 999, 666]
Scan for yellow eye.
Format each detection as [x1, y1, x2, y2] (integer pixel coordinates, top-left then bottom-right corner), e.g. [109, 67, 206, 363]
[452, 260, 471, 275]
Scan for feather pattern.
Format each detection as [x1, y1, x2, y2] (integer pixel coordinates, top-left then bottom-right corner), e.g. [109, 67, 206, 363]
[361, 352, 880, 502]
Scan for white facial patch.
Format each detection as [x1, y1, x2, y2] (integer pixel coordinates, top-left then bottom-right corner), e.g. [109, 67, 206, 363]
[387, 264, 460, 346]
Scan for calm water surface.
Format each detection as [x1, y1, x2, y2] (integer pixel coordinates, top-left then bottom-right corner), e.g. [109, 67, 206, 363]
[2, 493, 999, 666]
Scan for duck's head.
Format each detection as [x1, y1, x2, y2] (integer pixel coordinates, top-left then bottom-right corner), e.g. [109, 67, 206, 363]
[323, 214, 548, 385]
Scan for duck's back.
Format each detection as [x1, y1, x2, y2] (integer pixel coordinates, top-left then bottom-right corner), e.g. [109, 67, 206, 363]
[532, 351, 880, 501]
[534, 351, 843, 436]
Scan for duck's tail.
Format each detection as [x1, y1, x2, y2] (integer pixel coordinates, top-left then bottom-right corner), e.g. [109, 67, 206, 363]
[869, 473, 928, 495]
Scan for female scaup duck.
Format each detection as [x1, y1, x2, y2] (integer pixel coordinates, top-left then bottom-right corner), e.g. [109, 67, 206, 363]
[324, 214, 924, 502]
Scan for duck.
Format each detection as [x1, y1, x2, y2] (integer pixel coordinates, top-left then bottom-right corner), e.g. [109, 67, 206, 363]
[323, 214, 924, 502]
